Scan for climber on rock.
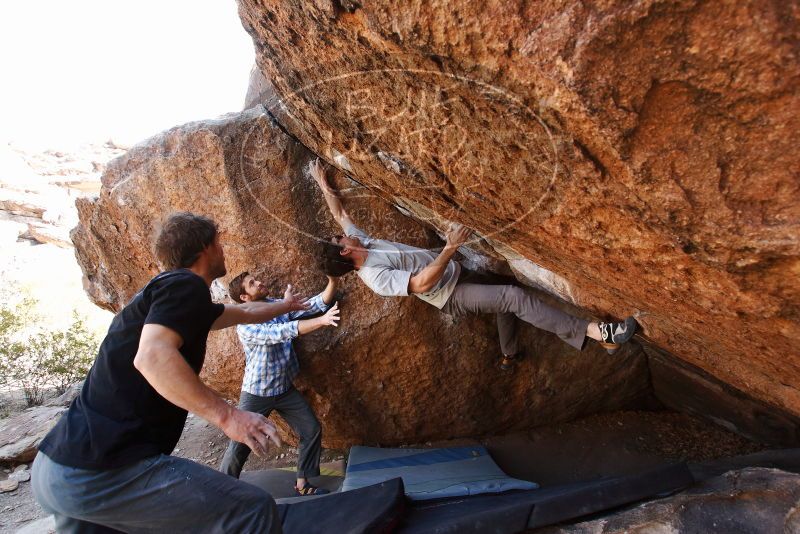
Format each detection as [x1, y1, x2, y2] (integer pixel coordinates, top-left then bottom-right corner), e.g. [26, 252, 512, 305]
[309, 159, 637, 371]
[221, 271, 340, 496]
[32, 212, 305, 533]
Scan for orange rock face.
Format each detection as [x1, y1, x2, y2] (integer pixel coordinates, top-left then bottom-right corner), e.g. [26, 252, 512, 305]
[72, 110, 650, 447]
[235, 1, 800, 418]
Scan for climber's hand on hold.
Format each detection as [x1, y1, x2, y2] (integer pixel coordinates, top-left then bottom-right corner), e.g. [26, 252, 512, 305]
[310, 158, 353, 230]
[445, 223, 473, 249]
[309, 158, 333, 192]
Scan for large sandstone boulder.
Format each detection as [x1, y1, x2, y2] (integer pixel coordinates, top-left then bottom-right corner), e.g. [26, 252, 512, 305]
[71, 109, 650, 447]
[0, 384, 80, 464]
[236, 1, 800, 423]
[0, 406, 67, 464]
[553, 467, 800, 533]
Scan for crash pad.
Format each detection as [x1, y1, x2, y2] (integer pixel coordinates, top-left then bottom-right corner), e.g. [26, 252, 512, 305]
[278, 477, 405, 534]
[342, 445, 537, 501]
[399, 462, 694, 533]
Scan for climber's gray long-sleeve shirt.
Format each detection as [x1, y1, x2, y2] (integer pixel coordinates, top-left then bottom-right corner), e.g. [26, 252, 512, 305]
[344, 222, 460, 309]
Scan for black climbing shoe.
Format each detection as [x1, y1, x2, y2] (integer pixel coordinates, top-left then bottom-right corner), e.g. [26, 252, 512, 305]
[598, 316, 638, 354]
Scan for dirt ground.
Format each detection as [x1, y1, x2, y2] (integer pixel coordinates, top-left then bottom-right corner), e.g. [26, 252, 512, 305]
[0, 408, 764, 533]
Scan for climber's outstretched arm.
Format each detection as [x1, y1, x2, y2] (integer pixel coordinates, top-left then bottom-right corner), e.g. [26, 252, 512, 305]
[309, 158, 353, 232]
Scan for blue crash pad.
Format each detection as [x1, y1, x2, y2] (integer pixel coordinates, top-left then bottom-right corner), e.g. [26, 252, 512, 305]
[342, 445, 538, 501]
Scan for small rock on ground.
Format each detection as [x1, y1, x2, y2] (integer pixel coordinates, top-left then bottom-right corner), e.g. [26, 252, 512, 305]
[15, 515, 56, 534]
[9, 471, 30, 483]
[1, 479, 20, 492]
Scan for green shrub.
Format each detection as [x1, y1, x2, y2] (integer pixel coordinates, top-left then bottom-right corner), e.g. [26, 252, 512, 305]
[0, 294, 98, 407]
[0, 296, 36, 390]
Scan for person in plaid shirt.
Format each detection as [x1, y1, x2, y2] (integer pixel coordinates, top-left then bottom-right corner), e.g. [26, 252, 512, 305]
[221, 272, 340, 496]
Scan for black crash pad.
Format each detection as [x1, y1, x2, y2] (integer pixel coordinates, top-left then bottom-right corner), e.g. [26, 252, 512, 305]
[278, 477, 406, 534]
[690, 448, 800, 481]
[399, 462, 694, 533]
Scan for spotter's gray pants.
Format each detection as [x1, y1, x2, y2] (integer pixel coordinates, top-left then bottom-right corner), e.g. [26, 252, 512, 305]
[32, 451, 281, 534]
[220, 387, 322, 480]
[441, 272, 590, 355]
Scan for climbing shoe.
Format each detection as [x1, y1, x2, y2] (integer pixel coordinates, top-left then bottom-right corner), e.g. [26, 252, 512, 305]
[598, 316, 638, 354]
[499, 352, 522, 372]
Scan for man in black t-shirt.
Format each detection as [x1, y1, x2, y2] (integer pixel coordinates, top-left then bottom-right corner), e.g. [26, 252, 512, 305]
[32, 212, 306, 533]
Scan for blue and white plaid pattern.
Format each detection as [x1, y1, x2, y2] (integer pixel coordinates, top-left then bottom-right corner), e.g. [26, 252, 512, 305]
[237, 293, 330, 397]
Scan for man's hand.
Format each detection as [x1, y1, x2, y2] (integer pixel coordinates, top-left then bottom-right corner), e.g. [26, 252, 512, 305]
[309, 158, 332, 191]
[297, 302, 341, 334]
[320, 302, 340, 327]
[445, 223, 472, 249]
[221, 409, 282, 457]
[408, 223, 471, 295]
[283, 284, 311, 312]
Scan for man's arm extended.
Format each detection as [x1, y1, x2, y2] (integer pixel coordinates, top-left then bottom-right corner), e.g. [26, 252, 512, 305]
[321, 275, 338, 305]
[298, 302, 339, 335]
[211, 284, 309, 330]
[238, 301, 339, 345]
[133, 324, 281, 457]
[408, 224, 472, 294]
[288, 276, 339, 320]
[309, 158, 353, 232]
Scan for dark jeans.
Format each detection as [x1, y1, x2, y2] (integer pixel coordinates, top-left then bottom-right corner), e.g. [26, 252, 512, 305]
[220, 387, 322, 480]
[32, 451, 281, 534]
[442, 270, 589, 355]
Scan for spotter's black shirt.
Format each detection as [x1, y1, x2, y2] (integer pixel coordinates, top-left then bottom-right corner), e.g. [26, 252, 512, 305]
[39, 269, 225, 469]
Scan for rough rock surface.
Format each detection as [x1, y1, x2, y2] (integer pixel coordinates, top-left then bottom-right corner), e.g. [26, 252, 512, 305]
[0, 405, 67, 464]
[243, 64, 276, 110]
[0, 479, 19, 493]
[71, 109, 650, 447]
[646, 345, 800, 446]
[552, 467, 800, 533]
[237, 1, 800, 420]
[0, 385, 79, 465]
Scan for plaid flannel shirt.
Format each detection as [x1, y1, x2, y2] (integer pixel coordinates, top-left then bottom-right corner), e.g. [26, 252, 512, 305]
[236, 293, 330, 397]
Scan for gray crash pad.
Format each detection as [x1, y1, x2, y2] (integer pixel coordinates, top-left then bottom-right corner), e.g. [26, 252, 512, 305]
[342, 445, 537, 501]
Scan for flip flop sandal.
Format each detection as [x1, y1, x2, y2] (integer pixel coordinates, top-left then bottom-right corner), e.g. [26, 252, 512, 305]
[295, 483, 331, 496]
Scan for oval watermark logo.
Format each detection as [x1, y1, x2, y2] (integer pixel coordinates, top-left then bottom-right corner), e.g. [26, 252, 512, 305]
[239, 66, 561, 252]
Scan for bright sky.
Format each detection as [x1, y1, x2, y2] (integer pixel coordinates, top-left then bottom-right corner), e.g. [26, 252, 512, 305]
[0, 0, 254, 149]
